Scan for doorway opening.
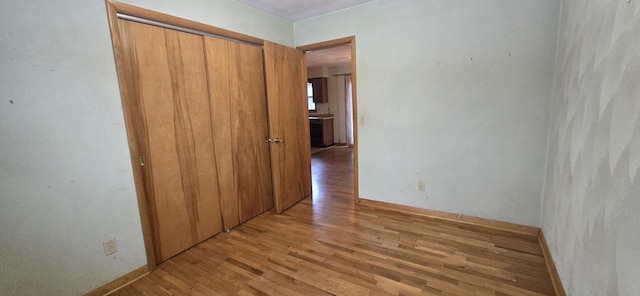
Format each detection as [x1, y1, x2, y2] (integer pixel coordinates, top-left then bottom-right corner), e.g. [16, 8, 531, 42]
[299, 37, 358, 205]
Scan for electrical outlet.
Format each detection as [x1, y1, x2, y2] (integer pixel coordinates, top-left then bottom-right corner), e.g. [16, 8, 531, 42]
[103, 238, 117, 256]
[359, 114, 366, 125]
[417, 180, 425, 192]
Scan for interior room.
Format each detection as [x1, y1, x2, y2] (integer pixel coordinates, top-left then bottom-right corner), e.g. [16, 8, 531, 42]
[307, 44, 354, 151]
[1, 0, 638, 295]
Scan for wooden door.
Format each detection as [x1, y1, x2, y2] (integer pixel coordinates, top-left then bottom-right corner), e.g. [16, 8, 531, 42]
[204, 36, 273, 229]
[263, 41, 312, 213]
[117, 19, 223, 262]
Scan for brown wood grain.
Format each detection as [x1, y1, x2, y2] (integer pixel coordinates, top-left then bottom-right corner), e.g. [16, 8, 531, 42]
[263, 41, 312, 214]
[83, 266, 148, 296]
[111, 147, 557, 295]
[204, 36, 239, 230]
[358, 198, 541, 237]
[105, 0, 158, 269]
[297, 36, 355, 52]
[204, 36, 273, 229]
[117, 19, 223, 262]
[538, 231, 567, 296]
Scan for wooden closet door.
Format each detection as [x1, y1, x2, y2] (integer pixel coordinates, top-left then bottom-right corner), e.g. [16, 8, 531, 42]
[117, 19, 223, 262]
[204, 37, 273, 229]
[263, 41, 312, 213]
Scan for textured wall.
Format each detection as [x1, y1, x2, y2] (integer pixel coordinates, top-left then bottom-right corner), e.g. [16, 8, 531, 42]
[541, 0, 640, 294]
[296, 0, 559, 226]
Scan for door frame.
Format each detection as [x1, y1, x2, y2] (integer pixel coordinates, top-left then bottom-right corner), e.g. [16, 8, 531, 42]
[298, 37, 359, 204]
[106, 0, 267, 271]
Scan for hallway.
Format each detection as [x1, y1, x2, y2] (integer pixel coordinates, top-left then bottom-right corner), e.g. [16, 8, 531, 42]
[311, 146, 355, 209]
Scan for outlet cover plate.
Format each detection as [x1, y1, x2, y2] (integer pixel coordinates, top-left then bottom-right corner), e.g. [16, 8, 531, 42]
[103, 238, 117, 256]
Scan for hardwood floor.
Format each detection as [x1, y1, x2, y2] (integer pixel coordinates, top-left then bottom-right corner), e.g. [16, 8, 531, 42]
[112, 147, 555, 295]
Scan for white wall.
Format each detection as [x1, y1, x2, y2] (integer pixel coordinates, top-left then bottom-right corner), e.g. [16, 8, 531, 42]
[0, 0, 146, 294]
[0, 0, 292, 294]
[541, 0, 640, 294]
[328, 66, 352, 144]
[295, 0, 559, 226]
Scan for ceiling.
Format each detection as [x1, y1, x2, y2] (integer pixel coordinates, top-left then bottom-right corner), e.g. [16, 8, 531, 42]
[236, 0, 376, 21]
[306, 44, 351, 68]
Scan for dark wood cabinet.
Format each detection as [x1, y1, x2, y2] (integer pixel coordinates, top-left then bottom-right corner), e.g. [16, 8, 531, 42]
[308, 77, 328, 103]
[310, 117, 334, 147]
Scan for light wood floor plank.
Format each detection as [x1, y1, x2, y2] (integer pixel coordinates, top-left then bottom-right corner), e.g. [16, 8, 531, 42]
[112, 147, 555, 295]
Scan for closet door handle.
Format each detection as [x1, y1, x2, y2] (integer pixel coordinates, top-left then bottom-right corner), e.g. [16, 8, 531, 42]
[265, 137, 282, 143]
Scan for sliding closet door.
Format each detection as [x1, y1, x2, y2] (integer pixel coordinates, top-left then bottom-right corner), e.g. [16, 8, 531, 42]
[117, 19, 223, 262]
[204, 37, 273, 229]
[263, 41, 312, 213]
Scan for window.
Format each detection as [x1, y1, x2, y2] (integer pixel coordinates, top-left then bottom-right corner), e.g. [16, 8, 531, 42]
[308, 82, 316, 111]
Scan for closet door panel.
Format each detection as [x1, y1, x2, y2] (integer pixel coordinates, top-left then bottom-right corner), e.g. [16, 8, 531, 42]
[231, 42, 274, 221]
[204, 37, 239, 230]
[263, 41, 312, 213]
[205, 37, 273, 228]
[118, 19, 223, 262]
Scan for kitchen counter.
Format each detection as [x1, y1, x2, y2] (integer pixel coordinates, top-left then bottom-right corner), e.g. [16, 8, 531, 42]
[309, 114, 334, 120]
[309, 114, 334, 147]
